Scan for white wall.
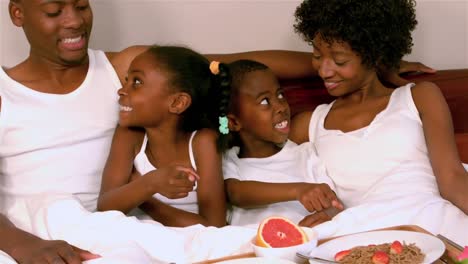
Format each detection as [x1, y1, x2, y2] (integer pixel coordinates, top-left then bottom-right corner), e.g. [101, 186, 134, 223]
[1, 0, 467, 70]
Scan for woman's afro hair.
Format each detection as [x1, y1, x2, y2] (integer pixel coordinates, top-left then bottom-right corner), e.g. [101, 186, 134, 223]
[294, 0, 417, 71]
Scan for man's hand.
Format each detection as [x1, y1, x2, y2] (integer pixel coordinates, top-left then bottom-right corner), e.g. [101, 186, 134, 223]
[10, 236, 100, 264]
[380, 60, 436, 87]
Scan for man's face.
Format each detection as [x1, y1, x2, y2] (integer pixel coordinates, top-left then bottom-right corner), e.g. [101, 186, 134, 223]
[12, 0, 93, 66]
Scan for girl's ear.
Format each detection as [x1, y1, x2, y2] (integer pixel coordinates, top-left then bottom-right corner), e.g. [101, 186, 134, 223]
[227, 114, 241, 132]
[9, 1, 24, 27]
[169, 92, 191, 114]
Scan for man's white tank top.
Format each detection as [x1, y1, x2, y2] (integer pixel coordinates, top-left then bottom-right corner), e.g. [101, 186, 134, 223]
[0, 49, 121, 213]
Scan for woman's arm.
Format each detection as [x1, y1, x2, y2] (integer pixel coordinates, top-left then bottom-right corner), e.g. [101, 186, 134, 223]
[289, 111, 313, 144]
[412, 82, 468, 214]
[110, 47, 433, 85]
[139, 129, 227, 227]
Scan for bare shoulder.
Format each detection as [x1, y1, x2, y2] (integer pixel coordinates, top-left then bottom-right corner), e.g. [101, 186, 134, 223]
[193, 128, 218, 147]
[411, 81, 441, 96]
[105, 46, 149, 81]
[410, 81, 445, 111]
[289, 111, 313, 144]
[113, 125, 146, 154]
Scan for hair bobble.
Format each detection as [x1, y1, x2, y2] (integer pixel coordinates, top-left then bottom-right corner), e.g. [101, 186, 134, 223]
[210, 61, 220, 75]
[218, 116, 229, 135]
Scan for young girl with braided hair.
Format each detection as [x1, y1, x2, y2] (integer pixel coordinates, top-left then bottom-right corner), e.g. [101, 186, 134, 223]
[97, 45, 232, 227]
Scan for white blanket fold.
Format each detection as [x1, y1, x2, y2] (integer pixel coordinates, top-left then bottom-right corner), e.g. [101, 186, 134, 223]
[6, 194, 255, 264]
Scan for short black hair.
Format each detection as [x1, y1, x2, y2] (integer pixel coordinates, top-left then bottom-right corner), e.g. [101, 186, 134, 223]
[294, 0, 417, 71]
[228, 59, 269, 95]
[227, 59, 269, 114]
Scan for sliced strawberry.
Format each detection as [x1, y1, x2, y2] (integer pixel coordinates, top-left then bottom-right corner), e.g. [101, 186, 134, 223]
[372, 251, 389, 264]
[334, 249, 351, 261]
[390, 240, 403, 254]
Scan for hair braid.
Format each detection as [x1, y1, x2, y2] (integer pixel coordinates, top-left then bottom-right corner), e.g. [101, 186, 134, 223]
[210, 62, 232, 152]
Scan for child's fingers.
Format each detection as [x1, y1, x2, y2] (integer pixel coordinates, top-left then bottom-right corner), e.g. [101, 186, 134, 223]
[310, 198, 324, 212]
[298, 212, 330, 227]
[317, 192, 332, 209]
[332, 199, 344, 210]
[176, 166, 200, 181]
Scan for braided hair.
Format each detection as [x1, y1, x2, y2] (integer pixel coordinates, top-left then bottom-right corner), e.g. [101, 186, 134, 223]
[146, 45, 231, 152]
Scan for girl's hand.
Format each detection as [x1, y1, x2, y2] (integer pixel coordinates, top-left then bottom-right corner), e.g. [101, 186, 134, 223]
[298, 203, 344, 227]
[295, 183, 343, 212]
[298, 211, 332, 227]
[150, 165, 199, 199]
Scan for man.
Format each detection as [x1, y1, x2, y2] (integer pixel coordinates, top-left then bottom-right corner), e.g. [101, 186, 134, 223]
[0, 0, 433, 263]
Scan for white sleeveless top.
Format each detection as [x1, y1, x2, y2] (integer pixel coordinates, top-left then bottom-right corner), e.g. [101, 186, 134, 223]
[0, 50, 121, 215]
[222, 140, 334, 226]
[308, 83, 440, 207]
[308, 84, 468, 245]
[133, 131, 199, 214]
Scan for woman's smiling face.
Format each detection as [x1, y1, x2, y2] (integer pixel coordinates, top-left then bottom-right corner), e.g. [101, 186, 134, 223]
[312, 34, 376, 97]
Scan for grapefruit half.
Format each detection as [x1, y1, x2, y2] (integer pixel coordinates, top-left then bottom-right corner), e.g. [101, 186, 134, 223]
[256, 216, 308, 248]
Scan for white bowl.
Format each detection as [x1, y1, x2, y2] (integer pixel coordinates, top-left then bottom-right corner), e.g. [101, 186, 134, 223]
[251, 227, 318, 264]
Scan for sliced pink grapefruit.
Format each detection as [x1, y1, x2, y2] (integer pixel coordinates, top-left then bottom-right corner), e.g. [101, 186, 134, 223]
[256, 216, 308, 248]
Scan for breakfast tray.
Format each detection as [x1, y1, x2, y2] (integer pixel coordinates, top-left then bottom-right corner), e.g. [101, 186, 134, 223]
[198, 225, 462, 264]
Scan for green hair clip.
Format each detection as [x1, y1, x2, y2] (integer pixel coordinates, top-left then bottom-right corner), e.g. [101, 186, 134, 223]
[218, 116, 229, 135]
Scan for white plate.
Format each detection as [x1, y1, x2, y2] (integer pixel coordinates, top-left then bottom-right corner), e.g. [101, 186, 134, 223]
[216, 257, 296, 264]
[309, 230, 445, 264]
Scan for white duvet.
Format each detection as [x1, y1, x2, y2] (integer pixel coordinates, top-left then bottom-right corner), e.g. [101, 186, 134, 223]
[1, 194, 255, 264]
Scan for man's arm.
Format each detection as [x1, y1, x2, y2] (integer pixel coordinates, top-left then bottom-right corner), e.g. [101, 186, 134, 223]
[206, 50, 317, 80]
[107, 46, 435, 86]
[0, 214, 99, 263]
[108, 47, 316, 82]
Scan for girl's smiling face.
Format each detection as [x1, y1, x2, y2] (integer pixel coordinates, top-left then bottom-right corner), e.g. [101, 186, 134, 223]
[117, 52, 173, 128]
[230, 69, 290, 155]
[312, 34, 376, 97]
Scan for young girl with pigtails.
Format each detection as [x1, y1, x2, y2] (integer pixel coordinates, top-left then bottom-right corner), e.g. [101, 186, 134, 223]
[97, 45, 232, 227]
